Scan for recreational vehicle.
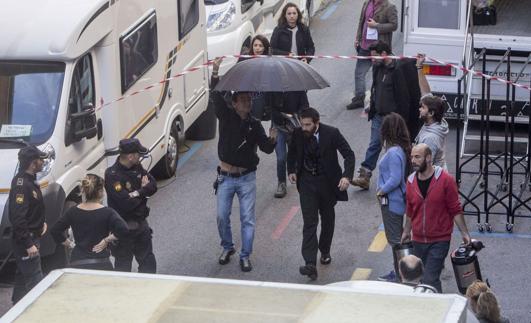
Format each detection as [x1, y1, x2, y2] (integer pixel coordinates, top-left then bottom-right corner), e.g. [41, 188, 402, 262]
[402, 0, 531, 155]
[0, 0, 213, 267]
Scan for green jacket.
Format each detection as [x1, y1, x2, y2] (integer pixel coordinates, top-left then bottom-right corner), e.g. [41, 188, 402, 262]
[356, 0, 398, 50]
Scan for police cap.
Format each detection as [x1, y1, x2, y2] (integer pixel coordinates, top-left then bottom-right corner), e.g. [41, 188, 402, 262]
[18, 145, 49, 163]
[119, 138, 148, 155]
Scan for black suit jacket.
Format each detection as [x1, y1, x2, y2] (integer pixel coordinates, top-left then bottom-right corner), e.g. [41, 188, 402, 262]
[287, 123, 355, 202]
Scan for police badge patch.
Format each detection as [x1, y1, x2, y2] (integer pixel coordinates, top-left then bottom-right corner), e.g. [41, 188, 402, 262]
[114, 182, 122, 192]
[16, 178, 23, 186]
[125, 181, 132, 191]
[16, 194, 24, 204]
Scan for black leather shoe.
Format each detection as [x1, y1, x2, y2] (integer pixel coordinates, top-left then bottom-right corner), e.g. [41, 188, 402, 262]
[218, 249, 236, 265]
[299, 264, 318, 280]
[320, 253, 332, 265]
[240, 258, 252, 272]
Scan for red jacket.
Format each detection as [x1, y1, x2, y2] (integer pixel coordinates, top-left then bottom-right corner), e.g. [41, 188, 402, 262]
[406, 167, 462, 243]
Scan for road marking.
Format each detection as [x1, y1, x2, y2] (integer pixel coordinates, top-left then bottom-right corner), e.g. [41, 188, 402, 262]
[351, 268, 372, 280]
[368, 231, 388, 252]
[320, 2, 339, 20]
[177, 142, 202, 171]
[271, 206, 300, 240]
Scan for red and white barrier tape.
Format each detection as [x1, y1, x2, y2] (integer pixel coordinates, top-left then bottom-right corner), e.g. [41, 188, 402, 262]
[96, 54, 531, 111]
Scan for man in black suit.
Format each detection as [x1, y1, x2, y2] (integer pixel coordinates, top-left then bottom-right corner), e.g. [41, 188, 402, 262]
[287, 108, 356, 280]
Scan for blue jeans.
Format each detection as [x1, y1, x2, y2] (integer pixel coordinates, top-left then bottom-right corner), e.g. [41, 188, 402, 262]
[412, 241, 451, 293]
[354, 48, 372, 97]
[275, 130, 288, 183]
[216, 171, 257, 259]
[361, 114, 383, 171]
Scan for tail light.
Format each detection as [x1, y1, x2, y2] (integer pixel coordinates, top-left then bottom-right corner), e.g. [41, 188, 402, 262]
[422, 64, 455, 77]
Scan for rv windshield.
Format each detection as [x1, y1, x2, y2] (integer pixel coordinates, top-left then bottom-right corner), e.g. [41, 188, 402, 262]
[0, 61, 65, 146]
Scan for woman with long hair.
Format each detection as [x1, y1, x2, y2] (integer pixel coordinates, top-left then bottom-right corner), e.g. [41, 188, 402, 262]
[376, 112, 411, 282]
[269, 2, 314, 198]
[51, 174, 128, 270]
[466, 281, 510, 323]
[237, 35, 272, 121]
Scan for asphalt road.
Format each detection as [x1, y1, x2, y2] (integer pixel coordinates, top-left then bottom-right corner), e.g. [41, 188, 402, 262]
[2, 0, 531, 321]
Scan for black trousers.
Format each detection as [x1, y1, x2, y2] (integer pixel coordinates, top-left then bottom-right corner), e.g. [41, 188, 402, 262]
[11, 239, 43, 304]
[299, 173, 337, 265]
[110, 221, 156, 273]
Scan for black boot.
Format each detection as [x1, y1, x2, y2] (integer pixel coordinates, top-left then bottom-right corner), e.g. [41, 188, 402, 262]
[346, 95, 365, 110]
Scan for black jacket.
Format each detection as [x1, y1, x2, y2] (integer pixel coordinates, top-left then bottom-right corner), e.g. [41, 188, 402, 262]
[287, 123, 356, 202]
[8, 172, 45, 248]
[270, 23, 315, 62]
[369, 60, 410, 122]
[211, 76, 276, 169]
[105, 160, 157, 221]
[398, 58, 422, 140]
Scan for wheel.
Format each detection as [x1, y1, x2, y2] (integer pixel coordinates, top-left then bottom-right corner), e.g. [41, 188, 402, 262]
[485, 223, 492, 232]
[151, 121, 179, 179]
[506, 223, 514, 232]
[41, 200, 77, 273]
[477, 223, 484, 232]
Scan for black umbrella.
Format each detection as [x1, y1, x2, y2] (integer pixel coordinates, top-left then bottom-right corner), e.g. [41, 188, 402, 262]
[213, 56, 330, 92]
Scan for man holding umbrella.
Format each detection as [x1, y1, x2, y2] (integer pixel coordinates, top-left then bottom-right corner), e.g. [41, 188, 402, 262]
[211, 58, 277, 272]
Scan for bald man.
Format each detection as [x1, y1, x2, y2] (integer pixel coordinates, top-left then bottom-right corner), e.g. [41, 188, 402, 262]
[402, 144, 470, 293]
[399, 255, 423, 285]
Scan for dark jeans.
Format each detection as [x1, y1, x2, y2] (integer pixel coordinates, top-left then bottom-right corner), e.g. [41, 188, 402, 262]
[412, 241, 451, 293]
[361, 114, 383, 171]
[111, 221, 156, 273]
[299, 173, 337, 265]
[275, 130, 288, 183]
[11, 239, 43, 304]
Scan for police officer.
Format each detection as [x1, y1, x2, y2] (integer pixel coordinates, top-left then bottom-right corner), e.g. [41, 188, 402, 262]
[9, 145, 49, 304]
[105, 138, 158, 273]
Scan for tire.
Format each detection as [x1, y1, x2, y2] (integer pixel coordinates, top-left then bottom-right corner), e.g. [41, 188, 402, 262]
[41, 200, 77, 273]
[152, 121, 179, 179]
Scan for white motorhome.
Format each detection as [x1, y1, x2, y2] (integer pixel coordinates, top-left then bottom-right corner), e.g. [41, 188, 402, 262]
[402, 0, 531, 155]
[204, 0, 312, 74]
[0, 0, 212, 265]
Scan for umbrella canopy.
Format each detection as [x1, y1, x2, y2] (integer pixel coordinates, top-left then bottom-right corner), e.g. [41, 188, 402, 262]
[213, 56, 330, 92]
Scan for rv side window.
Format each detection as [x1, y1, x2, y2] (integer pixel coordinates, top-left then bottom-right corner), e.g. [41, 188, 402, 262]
[120, 12, 158, 93]
[68, 55, 95, 117]
[418, 0, 460, 29]
[178, 0, 199, 38]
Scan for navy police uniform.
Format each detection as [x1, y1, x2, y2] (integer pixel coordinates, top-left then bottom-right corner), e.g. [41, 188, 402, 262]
[8, 146, 48, 304]
[105, 138, 157, 273]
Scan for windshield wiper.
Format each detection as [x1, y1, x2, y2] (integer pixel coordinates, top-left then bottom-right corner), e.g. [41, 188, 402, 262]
[0, 138, 29, 147]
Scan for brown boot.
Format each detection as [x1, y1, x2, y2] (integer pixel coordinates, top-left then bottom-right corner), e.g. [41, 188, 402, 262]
[351, 167, 371, 190]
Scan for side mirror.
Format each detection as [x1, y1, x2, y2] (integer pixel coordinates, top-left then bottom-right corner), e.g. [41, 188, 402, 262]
[66, 103, 98, 145]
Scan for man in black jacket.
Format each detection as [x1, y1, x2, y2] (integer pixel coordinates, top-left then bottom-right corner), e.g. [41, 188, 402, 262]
[105, 138, 158, 273]
[211, 59, 277, 272]
[288, 108, 355, 280]
[351, 41, 410, 190]
[9, 146, 49, 304]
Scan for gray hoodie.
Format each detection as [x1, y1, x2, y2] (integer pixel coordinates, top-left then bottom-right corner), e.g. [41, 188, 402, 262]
[414, 119, 449, 168]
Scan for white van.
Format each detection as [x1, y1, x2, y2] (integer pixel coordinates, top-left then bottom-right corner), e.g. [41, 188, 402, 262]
[0, 0, 212, 265]
[402, 0, 531, 155]
[205, 0, 311, 74]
